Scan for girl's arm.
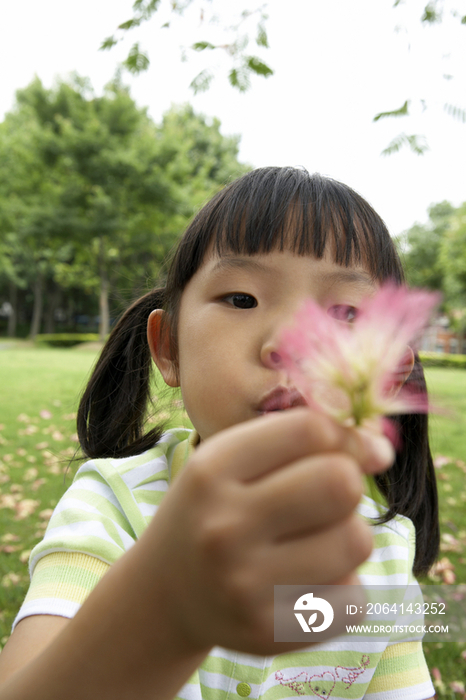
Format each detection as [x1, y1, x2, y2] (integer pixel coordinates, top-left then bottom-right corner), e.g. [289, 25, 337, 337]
[0, 408, 393, 699]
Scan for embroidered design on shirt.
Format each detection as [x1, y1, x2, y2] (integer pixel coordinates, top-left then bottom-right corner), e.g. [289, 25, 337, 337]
[275, 655, 370, 698]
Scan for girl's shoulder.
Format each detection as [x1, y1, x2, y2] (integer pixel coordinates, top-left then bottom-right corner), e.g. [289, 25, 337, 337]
[357, 493, 417, 585]
[72, 427, 194, 485]
[27, 428, 195, 576]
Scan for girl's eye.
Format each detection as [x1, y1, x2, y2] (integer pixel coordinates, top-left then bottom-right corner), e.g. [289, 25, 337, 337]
[327, 304, 359, 322]
[224, 294, 258, 309]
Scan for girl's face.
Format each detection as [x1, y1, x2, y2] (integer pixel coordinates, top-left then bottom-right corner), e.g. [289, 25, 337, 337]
[151, 249, 377, 442]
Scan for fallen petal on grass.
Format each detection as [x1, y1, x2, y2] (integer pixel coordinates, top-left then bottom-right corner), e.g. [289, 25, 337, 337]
[14, 499, 40, 520]
[31, 478, 47, 491]
[34, 442, 49, 450]
[0, 545, 19, 554]
[16, 414, 31, 423]
[449, 680, 465, 694]
[1, 534, 20, 543]
[1, 572, 22, 588]
[62, 413, 77, 421]
[19, 550, 31, 565]
[434, 455, 452, 468]
[0, 495, 18, 510]
[24, 467, 39, 481]
[39, 508, 54, 520]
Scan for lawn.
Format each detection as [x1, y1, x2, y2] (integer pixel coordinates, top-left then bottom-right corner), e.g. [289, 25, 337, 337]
[0, 346, 465, 693]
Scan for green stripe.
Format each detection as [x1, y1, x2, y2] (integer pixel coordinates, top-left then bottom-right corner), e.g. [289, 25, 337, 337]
[91, 467, 147, 537]
[372, 530, 408, 549]
[26, 563, 104, 591]
[359, 558, 408, 576]
[59, 487, 136, 536]
[39, 509, 127, 551]
[199, 686, 228, 700]
[135, 468, 169, 486]
[371, 644, 427, 679]
[31, 536, 124, 566]
[133, 488, 166, 506]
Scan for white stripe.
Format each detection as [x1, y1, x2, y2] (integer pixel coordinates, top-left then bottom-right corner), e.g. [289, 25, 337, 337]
[175, 681, 204, 700]
[137, 502, 160, 517]
[120, 458, 169, 488]
[51, 496, 124, 519]
[359, 573, 409, 585]
[368, 544, 410, 561]
[61, 477, 124, 509]
[40, 519, 134, 550]
[365, 679, 435, 700]
[12, 598, 81, 629]
[133, 480, 169, 493]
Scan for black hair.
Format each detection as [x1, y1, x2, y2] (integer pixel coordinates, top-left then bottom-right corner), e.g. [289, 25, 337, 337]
[77, 166, 438, 576]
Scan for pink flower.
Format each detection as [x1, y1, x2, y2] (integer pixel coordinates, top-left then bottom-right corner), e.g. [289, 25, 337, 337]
[450, 680, 465, 694]
[278, 284, 439, 428]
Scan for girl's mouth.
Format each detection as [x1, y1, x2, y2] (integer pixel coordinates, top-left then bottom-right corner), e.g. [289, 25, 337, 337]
[258, 387, 307, 414]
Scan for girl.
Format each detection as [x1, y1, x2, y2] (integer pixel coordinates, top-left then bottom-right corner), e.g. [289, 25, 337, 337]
[0, 167, 437, 700]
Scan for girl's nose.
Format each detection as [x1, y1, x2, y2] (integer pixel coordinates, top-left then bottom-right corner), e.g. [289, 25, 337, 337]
[261, 345, 283, 370]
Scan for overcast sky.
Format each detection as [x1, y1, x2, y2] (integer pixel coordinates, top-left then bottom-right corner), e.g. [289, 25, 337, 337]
[1, 0, 465, 237]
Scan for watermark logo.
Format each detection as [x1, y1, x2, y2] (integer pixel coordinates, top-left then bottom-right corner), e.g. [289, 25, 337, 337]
[274, 584, 460, 643]
[294, 592, 334, 633]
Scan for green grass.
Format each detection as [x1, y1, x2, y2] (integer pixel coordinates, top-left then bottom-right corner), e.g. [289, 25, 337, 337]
[0, 345, 189, 640]
[421, 368, 466, 694]
[0, 349, 465, 691]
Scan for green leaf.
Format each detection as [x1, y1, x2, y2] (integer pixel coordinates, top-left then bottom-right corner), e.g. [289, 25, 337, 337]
[132, 0, 161, 14]
[132, 0, 162, 21]
[373, 100, 409, 122]
[256, 21, 269, 48]
[229, 67, 251, 92]
[191, 41, 216, 51]
[118, 18, 141, 30]
[444, 103, 466, 123]
[245, 56, 273, 77]
[421, 2, 441, 23]
[123, 43, 150, 74]
[99, 36, 118, 51]
[382, 132, 429, 156]
[461, 14, 466, 24]
[189, 69, 214, 94]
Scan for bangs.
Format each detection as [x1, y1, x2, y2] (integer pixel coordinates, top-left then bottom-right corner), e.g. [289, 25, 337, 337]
[168, 167, 405, 299]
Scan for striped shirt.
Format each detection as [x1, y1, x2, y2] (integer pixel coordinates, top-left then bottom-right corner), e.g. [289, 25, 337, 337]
[15, 429, 434, 700]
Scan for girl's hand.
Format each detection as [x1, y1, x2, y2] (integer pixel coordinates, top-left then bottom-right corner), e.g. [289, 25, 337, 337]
[142, 407, 394, 656]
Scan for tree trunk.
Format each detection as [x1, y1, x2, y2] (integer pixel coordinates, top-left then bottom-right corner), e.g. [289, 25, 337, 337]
[30, 272, 44, 339]
[7, 281, 17, 338]
[99, 237, 110, 341]
[44, 284, 61, 334]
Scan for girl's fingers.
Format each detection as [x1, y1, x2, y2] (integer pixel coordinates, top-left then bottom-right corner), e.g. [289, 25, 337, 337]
[193, 408, 394, 484]
[260, 514, 373, 586]
[248, 453, 363, 541]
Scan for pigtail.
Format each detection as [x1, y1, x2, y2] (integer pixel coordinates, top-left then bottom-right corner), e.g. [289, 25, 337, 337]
[374, 356, 440, 577]
[77, 289, 167, 459]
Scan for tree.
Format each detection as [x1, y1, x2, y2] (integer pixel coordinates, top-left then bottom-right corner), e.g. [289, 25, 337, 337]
[398, 198, 466, 340]
[440, 202, 466, 307]
[398, 201, 454, 291]
[0, 76, 249, 339]
[101, 0, 273, 93]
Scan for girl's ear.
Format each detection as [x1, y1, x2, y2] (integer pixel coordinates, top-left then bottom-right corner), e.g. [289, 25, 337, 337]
[147, 309, 179, 388]
[393, 346, 415, 394]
